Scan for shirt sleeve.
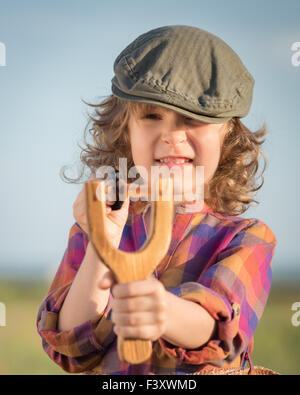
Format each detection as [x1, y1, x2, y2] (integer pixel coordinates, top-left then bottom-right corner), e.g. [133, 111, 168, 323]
[36, 223, 116, 373]
[158, 218, 277, 368]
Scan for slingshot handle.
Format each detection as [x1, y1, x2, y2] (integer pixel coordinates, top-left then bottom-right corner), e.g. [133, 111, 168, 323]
[118, 337, 152, 364]
[85, 176, 174, 364]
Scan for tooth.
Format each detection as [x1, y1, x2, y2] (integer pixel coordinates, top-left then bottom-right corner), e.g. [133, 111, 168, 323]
[159, 158, 189, 164]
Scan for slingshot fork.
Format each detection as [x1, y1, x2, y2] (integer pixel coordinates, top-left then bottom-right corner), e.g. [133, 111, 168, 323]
[84, 176, 174, 364]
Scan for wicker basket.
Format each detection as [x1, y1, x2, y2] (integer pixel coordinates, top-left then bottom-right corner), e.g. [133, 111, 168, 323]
[189, 366, 280, 375]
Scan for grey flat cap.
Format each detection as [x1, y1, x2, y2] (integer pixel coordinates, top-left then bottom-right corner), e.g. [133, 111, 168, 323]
[111, 25, 254, 123]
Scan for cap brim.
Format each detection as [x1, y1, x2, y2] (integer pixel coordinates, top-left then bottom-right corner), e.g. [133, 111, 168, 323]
[112, 85, 231, 124]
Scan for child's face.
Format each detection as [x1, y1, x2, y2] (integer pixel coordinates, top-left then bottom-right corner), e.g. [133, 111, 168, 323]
[127, 105, 229, 203]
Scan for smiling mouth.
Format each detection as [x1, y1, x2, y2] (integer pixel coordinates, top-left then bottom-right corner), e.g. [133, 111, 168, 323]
[155, 157, 193, 164]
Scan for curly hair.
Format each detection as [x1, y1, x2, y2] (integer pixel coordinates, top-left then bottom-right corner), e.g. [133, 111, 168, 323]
[60, 95, 267, 216]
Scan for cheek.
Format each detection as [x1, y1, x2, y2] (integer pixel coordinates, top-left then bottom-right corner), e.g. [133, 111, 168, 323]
[194, 134, 222, 177]
[195, 134, 221, 160]
[130, 130, 154, 167]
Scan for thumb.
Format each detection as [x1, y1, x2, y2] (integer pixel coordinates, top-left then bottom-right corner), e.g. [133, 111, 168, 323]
[99, 271, 116, 290]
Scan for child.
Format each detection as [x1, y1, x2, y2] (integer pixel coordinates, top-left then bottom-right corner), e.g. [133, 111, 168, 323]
[37, 25, 277, 375]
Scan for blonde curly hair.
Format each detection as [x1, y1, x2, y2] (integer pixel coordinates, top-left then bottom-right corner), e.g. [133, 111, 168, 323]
[60, 95, 267, 216]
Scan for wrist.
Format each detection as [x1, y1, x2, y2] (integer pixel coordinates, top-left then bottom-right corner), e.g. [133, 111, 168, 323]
[86, 242, 107, 267]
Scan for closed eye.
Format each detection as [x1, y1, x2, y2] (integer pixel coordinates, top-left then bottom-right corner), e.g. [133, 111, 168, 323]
[184, 117, 194, 122]
[183, 117, 204, 125]
[143, 113, 162, 120]
[142, 113, 205, 126]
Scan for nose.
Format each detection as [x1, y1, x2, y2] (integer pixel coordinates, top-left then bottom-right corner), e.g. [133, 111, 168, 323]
[161, 130, 187, 145]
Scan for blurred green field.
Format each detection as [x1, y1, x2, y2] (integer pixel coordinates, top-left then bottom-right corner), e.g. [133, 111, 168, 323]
[0, 279, 299, 375]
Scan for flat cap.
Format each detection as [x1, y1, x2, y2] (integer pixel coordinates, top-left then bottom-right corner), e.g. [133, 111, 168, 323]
[111, 25, 254, 123]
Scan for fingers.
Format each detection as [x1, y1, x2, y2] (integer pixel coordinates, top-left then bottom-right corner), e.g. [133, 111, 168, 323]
[112, 278, 165, 299]
[111, 307, 167, 341]
[111, 295, 161, 313]
[111, 305, 167, 341]
[73, 176, 119, 222]
[113, 323, 166, 341]
[105, 179, 129, 208]
[74, 174, 130, 239]
[111, 310, 166, 326]
[110, 279, 167, 341]
[89, 176, 130, 211]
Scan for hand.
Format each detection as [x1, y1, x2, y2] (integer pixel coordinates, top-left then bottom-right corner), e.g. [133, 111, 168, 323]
[73, 173, 130, 247]
[109, 278, 168, 342]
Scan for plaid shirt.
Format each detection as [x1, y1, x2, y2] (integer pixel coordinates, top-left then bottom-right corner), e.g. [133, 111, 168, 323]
[37, 200, 277, 374]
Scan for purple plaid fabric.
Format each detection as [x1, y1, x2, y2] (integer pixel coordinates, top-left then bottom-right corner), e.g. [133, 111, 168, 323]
[36, 200, 277, 374]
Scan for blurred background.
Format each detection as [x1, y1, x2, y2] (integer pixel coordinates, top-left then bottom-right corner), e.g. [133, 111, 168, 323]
[0, 0, 299, 374]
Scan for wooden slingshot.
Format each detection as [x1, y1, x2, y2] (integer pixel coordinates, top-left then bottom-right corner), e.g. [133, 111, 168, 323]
[84, 176, 174, 364]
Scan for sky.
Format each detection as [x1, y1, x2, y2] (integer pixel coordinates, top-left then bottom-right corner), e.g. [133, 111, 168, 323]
[0, 0, 299, 282]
